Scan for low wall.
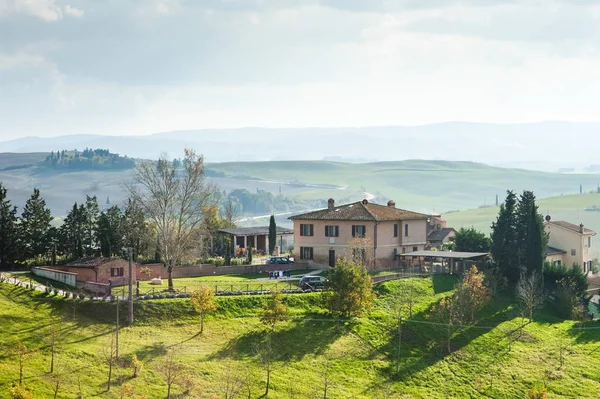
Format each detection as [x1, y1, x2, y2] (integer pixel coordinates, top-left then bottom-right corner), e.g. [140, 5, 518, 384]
[136, 263, 323, 281]
[77, 281, 110, 296]
[32, 267, 77, 287]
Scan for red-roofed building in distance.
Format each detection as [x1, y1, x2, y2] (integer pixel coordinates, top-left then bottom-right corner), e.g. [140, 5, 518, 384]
[289, 198, 430, 268]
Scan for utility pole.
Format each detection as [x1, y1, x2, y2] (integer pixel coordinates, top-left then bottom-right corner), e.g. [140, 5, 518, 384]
[116, 295, 119, 360]
[127, 247, 134, 325]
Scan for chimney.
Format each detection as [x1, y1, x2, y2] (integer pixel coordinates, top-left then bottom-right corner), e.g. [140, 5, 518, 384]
[328, 198, 335, 210]
[387, 200, 396, 208]
[580, 223, 585, 234]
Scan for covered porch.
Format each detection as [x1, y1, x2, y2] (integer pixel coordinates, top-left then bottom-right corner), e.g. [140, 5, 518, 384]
[218, 226, 294, 256]
[399, 250, 490, 274]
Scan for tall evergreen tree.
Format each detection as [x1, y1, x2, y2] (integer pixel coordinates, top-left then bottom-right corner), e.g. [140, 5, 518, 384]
[490, 191, 519, 282]
[97, 206, 124, 257]
[60, 202, 85, 259]
[0, 183, 20, 269]
[20, 188, 53, 260]
[516, 191, 548, 276]
[83, 195, 100, 256]
[123, 199, 150, 261]
[268, 215, 277, 255]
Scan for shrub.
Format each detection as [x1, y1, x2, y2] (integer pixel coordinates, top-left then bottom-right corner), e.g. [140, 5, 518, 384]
[8, 385, 32, 399]
[140, 267, 152, 278]
[53, 288, 59, 296]
[324, 258, 375, 317]
[527, 386, 547, 399]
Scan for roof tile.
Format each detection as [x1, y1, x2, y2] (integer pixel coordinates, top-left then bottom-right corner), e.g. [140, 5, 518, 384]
[289, 201, 429, 221]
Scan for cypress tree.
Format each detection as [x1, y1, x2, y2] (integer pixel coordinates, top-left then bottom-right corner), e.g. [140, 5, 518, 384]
[516, 191, 548, 276]
[490, 191, 519, 282]
[268, 215, 277, 255]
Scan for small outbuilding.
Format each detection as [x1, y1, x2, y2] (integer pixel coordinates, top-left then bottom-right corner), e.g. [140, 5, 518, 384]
[44, 257, 136, 286]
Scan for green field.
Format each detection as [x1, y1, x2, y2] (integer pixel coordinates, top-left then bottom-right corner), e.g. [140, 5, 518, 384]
[4, 274, 600, 398]
[111, 271, 314, 296]
[3, 154, 600, 218]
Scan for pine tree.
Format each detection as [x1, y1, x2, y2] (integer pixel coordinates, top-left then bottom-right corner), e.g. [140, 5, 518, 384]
[268, 215, 277, 255]
[20, 188, 53, 260]
[490, 191, 519, 283]
[0, 183, 20, 269]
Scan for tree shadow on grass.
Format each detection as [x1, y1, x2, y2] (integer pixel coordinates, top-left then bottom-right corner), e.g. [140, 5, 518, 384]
[209, 316, 346, 362]
[431, 274, 459, 294]
[134, 342, 168, 362]
[366, 298, 514, 388]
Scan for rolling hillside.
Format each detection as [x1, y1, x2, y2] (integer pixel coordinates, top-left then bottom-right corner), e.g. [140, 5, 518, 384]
[1, 154, 600, 223]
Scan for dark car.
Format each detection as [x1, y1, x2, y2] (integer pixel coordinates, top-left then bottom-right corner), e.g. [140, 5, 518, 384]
[299, 276, 326, 291]
[266, 256, 294, 264]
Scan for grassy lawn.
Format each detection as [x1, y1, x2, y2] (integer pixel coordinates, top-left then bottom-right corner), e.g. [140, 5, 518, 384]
[4, 275, 600, 398]
[112, 270, 314, 296]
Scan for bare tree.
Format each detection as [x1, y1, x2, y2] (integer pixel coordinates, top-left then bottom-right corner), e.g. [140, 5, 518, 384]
[346, 236, 376, 270]
[102, 334, 117, 391]
[254, 335, 276, 396]
[45, 364, 71, 399]
[516, 271, 544, 323]
[321, 358, 334, 399]
[223, 198, 240, 228]
[161, 350, 185, 399]
[13, 342, 32, 386]
[126, 149, 217, 290]
[45, 324, 60, 374]
[219, 364, 244, 399]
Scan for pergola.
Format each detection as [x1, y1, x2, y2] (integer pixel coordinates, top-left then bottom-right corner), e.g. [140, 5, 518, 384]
[218, 226, 294, 255]
[400, 250, 490, 273]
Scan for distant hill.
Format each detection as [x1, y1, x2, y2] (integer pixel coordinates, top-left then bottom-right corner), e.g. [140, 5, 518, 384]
[2, 122, 600, 171]
[2, 153, 600, 225]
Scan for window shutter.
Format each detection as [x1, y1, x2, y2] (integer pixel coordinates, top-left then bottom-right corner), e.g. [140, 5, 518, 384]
[300, 224, 304, 236]
[310, 224, 314, 236]
[335, 226, 339, 237]
[394, 224, 398, 237]
[363, 225, 366, 236]
[325, 226, 329, 237]
[352, 225, 356, 237]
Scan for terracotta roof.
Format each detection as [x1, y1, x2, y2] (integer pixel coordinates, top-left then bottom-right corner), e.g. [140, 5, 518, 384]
[547, 221, 596, 235]
[218, 226, 294, 236]
[428, 228, 456, 242]
[289, 201, 429, 221]
[546, 246, 567, 256]
[66, 257, 123, 268]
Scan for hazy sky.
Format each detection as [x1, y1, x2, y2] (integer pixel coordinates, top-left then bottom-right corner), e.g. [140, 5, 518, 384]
[2, 0, 600, 139]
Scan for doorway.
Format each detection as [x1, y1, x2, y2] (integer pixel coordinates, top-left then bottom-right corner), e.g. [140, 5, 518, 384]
[329, 250, 336, 267]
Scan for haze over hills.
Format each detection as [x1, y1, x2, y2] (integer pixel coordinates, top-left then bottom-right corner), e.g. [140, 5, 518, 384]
[2, 122, 600, 172]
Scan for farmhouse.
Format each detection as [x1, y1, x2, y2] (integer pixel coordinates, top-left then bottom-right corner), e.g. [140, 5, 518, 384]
[427, 214, 457, 249]
[289, 199, 431, 268]
[545, 220, 597, 272]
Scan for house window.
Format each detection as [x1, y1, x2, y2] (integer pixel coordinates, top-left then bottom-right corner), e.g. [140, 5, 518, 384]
[353, 248, 366, 262]
[300, 224, 314, 237]
[571, 249, 577, 256]
[412, 246, 418, 252]
[402, 247, 406, 254]
[405, 224, 409, 237]
[111, 268, 124, 277]
[352, 225, 366, 237]
[300, 247, 313, 260]
[394, 224, 398, 238]
[325, 225, 339, 237]
[554, 260, 561, 266]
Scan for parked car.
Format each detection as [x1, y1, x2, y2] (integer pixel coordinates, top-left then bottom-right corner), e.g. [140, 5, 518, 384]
[266, 256, 294, 264]
[299, 276, 326, 291]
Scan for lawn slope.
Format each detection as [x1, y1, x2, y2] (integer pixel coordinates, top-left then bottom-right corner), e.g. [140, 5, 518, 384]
[3, 276, 600, 398]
